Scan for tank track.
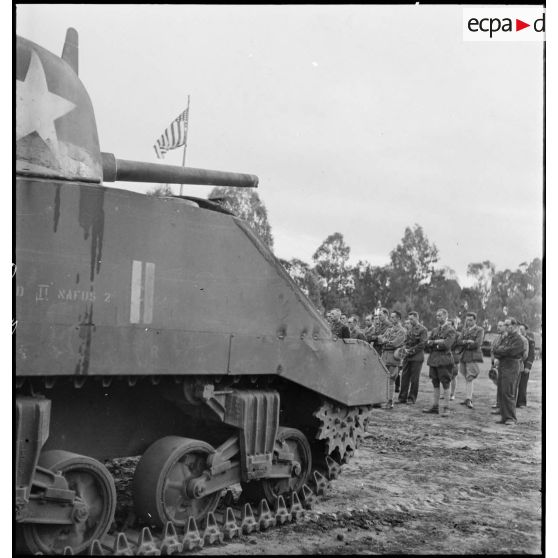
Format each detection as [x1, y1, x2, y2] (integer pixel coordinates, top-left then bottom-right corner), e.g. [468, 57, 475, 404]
[18, 379, 373, 555]
[43, 469, 331, 555]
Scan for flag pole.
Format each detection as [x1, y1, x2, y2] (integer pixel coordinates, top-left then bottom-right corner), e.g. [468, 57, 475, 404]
[179, 95, 190, 196]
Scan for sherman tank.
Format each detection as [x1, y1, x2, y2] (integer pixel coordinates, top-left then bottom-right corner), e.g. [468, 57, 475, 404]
[15, 28, 387, 555]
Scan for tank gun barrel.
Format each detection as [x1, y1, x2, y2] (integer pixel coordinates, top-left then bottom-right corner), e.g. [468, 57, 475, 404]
[101, 153, 258, 188]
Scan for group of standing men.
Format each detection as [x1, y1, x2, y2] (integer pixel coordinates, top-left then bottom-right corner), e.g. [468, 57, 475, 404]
[325, 307, 535, 424]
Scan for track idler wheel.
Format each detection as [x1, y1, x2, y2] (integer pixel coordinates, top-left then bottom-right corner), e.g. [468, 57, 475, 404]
[242, 427, 312, 502]
[133, 436, 220, 528]
[20, 450, 116, 555]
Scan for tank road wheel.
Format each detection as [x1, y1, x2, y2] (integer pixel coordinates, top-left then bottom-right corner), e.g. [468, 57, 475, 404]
[242, 427, 312, 502]
[20, 451, 116, 555]
[133, 436, 220, 528]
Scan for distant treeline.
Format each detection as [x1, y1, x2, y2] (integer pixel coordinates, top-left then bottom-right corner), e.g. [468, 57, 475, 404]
[279, 227, 542, 332]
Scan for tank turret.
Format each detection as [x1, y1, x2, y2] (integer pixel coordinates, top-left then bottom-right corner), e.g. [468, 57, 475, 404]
[17, 29, 258, 189]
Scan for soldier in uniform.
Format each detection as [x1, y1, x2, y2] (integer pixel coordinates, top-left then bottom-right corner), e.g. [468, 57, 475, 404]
[368, 308, 391, 355]
[492, 317, 525, 425]
[423, 308, 457, 416]
[348, 315, 366, 341]
[490, 320, 506, 413]
[517, 324, 535, 408]
[397, 319, 413, 393]
[456, 312, 484, 409]
[364, 314, 375, 344]
[397, 311, 427, 405]
[447, 318, 462, 402]
[329, 308, 350, 339]
[378, 310, 407, 409]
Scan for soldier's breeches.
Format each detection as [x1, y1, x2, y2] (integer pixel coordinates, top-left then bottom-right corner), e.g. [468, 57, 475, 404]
[459, 362, 480, 381]
[429, 365, 452, 389]
[387, 365, 399, 381]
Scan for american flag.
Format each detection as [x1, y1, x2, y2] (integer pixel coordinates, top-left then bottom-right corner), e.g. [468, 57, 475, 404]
[153, 106, 189, 159]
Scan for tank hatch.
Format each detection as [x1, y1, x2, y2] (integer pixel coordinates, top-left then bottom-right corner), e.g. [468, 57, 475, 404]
[16, 31, 102, 183]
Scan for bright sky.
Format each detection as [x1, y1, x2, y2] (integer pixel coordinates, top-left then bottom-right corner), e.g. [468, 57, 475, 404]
[15, 4, 543, 286]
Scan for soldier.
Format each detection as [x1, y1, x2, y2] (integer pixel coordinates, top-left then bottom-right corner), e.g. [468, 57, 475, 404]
[369, 308, 391, 355]
[348, 315, 366, 341]
[423, 308, 457, 416]
[370, 315, 381, 348]
[379, 310, 407, 409]
[364, 314, 375, 344]
[448, 319, 463, 402]
[489, 320, 506, 413]
[516, 324, 535, 408]
[397, 319, 413, 393]
[397, 311, 428, 405]
[455, 312, 484, 409]
[329, 308, 350, 339]
[367, 314, 380, 351]
[492, 317, 525, 425]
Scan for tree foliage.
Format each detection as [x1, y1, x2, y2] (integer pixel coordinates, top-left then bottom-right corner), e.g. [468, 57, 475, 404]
[209, 186, 274, 250]
[312, 233, 354, 311]
[280, 258, 323, 311]
[389, 224, 439, 307]
[350, 261, 391, 317]
[291, 225, 541, 331]
[425, 268, 462, 324]
[467, 260, 496, 310]
[464, 258, 542, 329]
[147, 184, 174, 196]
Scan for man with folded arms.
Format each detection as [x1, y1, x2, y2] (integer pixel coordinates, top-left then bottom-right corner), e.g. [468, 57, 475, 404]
[329, 308, 350, 339]
[378, 310, 406, 409]
[492, 317, 525, 425]
[490, 320, 506, 414]
[457, 312, 485, 409]
[423, 308, 457, 416]
[397, 311, 427, 405]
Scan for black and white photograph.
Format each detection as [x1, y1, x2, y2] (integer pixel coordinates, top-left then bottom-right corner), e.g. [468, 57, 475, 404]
[14, 4, 546, 555]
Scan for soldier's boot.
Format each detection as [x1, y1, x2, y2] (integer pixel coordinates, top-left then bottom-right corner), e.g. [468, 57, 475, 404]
[422, 406, 439, 414]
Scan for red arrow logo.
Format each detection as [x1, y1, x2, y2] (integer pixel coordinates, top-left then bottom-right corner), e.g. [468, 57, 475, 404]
[516, 19, 530, 31]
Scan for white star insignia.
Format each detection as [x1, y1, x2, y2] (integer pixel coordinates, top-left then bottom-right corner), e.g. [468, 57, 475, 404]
[16, 50, 76, 154]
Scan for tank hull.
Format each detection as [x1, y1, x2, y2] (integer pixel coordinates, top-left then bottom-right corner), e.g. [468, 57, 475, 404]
[16, 178, 386, 407]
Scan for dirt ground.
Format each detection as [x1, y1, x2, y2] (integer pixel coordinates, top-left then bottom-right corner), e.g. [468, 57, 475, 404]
[197, 360, 543, 555]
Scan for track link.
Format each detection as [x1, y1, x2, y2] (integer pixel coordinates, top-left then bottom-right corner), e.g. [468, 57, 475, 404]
[49, 472, 329, 555]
